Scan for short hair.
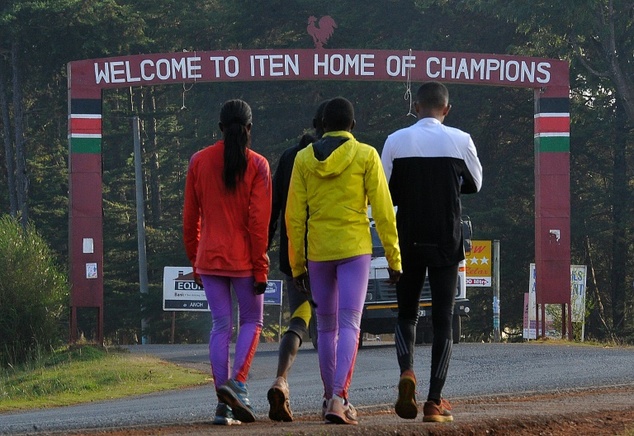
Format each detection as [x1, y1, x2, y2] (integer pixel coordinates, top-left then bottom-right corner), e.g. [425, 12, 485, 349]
[322, 97, 354, 131]
[313, 99, 329, 136]
[416, 82, 449, 110]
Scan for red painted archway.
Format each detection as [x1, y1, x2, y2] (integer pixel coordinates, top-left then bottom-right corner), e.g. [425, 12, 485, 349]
[67, 49, 570, 343]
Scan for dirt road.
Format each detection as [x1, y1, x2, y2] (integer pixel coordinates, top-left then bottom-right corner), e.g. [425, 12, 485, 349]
[60, 384, 634, 435]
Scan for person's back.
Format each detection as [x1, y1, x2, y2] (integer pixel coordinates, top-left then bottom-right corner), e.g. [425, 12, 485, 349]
[384, 118, 481, 266]
[382, 82, 481, 424]
[267, 102, 326, 423]
[183, 99, 271, 426]
[286, 97, 401, 425]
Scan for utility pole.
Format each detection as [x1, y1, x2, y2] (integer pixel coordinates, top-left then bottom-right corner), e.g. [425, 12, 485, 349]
[492, 239, 501, 342]
[133, 116, 150, 344]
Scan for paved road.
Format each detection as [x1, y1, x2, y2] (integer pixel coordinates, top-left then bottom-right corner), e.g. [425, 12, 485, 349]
[1, 341, 633, 434]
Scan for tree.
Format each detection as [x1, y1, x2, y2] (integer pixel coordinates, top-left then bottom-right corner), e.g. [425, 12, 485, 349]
[0, 215, 69, 366]
[416, 0, 634, 338]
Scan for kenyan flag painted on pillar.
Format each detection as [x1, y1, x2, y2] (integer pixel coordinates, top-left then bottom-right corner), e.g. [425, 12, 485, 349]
[534, 97, 569, 153]
[69, 98, 102, 154]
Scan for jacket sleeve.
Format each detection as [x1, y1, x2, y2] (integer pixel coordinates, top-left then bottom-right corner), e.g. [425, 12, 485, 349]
[380, 137, 399, 206]
[365, 148, 402, 272]
[182, 156, 201, 270]
[460, 135, 483, 194]
[285, 156, 308, 278]
[249, 155, 272, 283]
[268, 153, 285, 249]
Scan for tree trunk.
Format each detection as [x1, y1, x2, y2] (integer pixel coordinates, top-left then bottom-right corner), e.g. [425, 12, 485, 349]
[11, 42, 28, 227]
[0, 66, 17, 217]
[584, 233, 616, 342]
[609, 100, 628, 334]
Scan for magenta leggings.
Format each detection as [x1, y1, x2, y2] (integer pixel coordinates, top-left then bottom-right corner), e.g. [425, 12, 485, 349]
[201, 275, 263, 390]
[308, 254, 370, 400]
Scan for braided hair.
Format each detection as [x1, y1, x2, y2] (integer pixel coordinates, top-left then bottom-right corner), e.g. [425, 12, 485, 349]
[220, 99, 252, 191]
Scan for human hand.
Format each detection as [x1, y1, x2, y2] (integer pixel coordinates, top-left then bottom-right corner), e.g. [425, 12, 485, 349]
[387, 268, 402, 285]
[193, 272, 203, 288]
[254, 281, 268, 295]
[293, 273, 311, 295]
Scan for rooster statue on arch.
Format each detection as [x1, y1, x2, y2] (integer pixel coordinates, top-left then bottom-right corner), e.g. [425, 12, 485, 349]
[307, 15, 337, 49]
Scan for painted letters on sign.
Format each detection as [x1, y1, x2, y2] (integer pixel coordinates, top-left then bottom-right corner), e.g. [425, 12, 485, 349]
[71, 49, 567, 90]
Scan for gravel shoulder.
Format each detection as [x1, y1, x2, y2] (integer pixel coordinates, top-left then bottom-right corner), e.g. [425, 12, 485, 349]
[63, 383, 634, 435]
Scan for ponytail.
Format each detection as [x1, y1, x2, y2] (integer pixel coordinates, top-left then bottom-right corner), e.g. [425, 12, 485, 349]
[220, 100, 252, 191]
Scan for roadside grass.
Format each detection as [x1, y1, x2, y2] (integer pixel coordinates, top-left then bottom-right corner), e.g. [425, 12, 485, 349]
[0, 345, 210, 412]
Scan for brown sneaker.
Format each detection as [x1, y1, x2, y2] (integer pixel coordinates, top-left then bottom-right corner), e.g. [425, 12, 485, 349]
[394, 370, 418, 419]
[324, 395, 358, 425]
[423, 398, 453, 422]
[267, 376, 293, 422]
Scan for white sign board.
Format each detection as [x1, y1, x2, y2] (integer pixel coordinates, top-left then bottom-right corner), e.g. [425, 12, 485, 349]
[163, 266, 284, 312]
[163, 266, 207, 311]
[523, 264, 587, 340]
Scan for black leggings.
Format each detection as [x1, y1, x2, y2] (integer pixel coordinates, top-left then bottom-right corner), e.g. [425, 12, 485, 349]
[395, 259, 458, 402]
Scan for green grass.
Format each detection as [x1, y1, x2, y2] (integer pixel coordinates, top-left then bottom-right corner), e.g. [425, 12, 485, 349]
[0, 345, 210, 412]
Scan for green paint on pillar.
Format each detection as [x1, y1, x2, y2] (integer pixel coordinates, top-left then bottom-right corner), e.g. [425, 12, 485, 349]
[71, 137, 101, 154]
[534, 135, 569, 153]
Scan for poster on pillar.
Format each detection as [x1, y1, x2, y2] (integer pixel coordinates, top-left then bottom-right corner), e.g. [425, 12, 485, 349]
[523, 263, 587, 340]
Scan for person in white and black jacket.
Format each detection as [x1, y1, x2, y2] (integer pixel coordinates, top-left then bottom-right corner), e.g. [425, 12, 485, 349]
[381, 82, 482, 423]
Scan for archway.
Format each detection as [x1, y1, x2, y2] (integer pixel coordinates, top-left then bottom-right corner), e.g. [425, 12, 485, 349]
[67, 48, 570, 343]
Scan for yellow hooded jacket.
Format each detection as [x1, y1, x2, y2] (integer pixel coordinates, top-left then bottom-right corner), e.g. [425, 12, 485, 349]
[286, 130, 401, 278]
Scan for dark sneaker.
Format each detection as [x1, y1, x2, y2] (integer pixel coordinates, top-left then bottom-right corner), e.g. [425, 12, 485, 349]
[324, 395, 358, 425]
[213, 402, 241, 426]
[268, 376, 293, 422]
[321, 398, 328, 420]
[395, 369, 418, 419]
[423, 398, 454, 422]
[217, 379, 256, 423]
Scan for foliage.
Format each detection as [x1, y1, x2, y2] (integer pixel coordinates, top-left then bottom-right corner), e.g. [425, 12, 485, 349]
[0, 0, 631, 344]
[0, 215, 69, 367]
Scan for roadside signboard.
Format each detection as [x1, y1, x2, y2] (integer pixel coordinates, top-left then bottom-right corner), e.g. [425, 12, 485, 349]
[524, 263, 587, 340]
[163, 266, 283, 312]
[465, 240, 492, 287]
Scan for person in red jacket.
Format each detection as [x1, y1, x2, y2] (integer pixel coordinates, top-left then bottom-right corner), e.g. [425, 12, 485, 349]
[183, 99, 272, 426]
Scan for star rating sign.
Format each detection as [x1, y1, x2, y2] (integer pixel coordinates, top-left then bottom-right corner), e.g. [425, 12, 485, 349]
[469, 256, 489, 265]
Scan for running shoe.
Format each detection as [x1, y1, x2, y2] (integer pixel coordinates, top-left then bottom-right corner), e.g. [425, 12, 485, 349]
[423, 398, 453, 422]
[324, 394, 358, 425]
[217, 379, 256, 423]
[213, 402, 241, 426]
[267, 376, 293, 422]
[395, 369, 418, 419]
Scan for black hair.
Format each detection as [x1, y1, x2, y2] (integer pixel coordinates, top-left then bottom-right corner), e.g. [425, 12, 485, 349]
[220, 99, 252, 191]
[416, 81, 449, 110]
[313, 99, 330, 138]
[322, 97, 354, 131]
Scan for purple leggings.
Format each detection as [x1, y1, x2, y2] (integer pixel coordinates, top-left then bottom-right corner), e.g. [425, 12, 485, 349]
[308, 254, 370, 400]
[201, 275, 263, 390]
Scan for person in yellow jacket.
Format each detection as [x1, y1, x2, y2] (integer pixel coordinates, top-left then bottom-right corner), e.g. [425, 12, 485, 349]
[286, 97, 402, 425]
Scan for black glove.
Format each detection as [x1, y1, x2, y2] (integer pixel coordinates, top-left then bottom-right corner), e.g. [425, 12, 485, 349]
[254, 281, 267, 295]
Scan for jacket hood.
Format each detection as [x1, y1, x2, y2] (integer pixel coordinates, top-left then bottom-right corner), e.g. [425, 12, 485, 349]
[306, 131, 357, 178]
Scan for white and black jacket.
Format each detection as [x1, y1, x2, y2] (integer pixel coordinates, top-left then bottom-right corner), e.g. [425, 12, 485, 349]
[381, 117, 482, 267]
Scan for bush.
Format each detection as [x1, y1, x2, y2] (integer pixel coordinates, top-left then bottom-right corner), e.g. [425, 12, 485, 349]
[0, 215, 69, 367]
